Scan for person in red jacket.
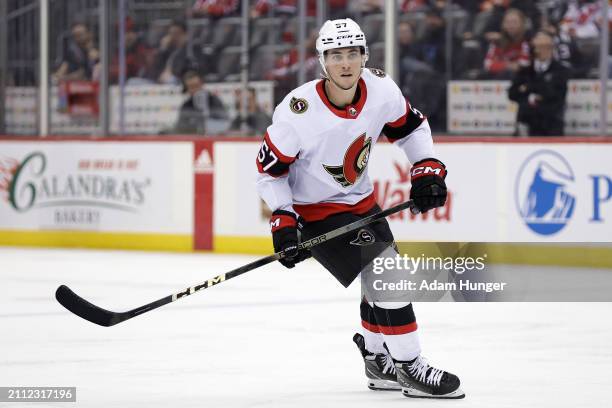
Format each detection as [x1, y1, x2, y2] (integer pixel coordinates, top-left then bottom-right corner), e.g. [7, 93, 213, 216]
[110, 18, 152, 84]
[483, 8, 530, 78]
[191, 0, 239, 18]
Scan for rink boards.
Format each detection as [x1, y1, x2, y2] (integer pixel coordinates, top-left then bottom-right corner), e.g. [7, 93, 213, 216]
[214, 138, 612, 242]
[0, 139, 213, 251]
[1, 137, 611, 265]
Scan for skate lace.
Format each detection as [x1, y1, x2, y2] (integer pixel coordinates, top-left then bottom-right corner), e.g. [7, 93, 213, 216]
[380, 353, 396, 375]
[408, 356, 444, 387]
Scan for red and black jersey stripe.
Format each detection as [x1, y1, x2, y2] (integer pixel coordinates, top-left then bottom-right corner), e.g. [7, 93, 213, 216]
[382, 101, 426, 142]
[256, 132, 296, 177]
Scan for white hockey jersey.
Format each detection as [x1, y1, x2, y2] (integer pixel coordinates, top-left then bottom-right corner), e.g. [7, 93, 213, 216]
[256, 68, 435, 222]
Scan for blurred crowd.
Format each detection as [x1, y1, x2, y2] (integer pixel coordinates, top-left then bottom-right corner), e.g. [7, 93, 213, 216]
[395, 0, 611, 131]
[0, 0, 592, 134]
[43, 0, 611, 132]
[50, 0, 612, 85]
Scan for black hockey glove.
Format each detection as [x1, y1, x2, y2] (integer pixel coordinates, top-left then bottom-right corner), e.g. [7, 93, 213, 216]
[270, 210, 311, 269]
[410, 158, 448, 213]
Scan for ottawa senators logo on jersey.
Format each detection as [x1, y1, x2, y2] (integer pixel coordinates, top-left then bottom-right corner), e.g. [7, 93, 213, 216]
[323, 134, 372, 187]
[289, 97, 308, 114]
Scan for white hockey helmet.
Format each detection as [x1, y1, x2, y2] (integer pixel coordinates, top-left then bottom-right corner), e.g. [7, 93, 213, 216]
[316, 18, 369, 75]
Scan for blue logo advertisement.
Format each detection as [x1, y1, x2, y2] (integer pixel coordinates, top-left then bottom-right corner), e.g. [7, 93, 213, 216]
[515, 150, 576, 235]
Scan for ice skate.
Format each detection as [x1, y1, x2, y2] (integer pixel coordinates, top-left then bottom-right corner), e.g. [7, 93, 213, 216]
[395, 355, 465, 399]
[353, 333, 401, 391]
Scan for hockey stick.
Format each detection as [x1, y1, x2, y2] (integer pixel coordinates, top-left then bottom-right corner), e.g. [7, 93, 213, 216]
[55, 200, 417, 327]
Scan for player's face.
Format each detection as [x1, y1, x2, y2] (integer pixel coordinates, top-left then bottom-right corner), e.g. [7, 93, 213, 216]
[324, 47, 363, 90]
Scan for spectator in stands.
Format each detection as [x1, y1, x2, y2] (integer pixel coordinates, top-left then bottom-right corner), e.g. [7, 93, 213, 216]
[559, 0, 608, 39]
[405, 6, 460, 132]
[557, 0, 612, 77]
[483, 8, 530, 78]
[348, 0, 384, 16]
[480, 0, 541, 38]
[398, 21, 431, 74]
[149, 20, 191, 85]
[422, 2, 467, 75]
[174, 69, 229, 135]
[252, 0, 311, 17]
[110, 18, 153, 84]
[417, 7, 454, 74]
[266, 29, 319, 100]
[508, 31, 569, 136]
[398, 19, 443, 132]
[544, 0, 571, 28]
[400, 0, 429, 12]
[229, 88, 272, 135]
[191, 0, 239, 18]
[454, 0, 482, 14]
[53, 22, 99, 82]
[541, 20, 585, 77]
[250, 0, 347, 18]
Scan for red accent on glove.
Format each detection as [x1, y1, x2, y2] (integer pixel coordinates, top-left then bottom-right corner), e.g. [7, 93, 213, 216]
[270, 213, 297, 233]
[410, 158, 447, 181]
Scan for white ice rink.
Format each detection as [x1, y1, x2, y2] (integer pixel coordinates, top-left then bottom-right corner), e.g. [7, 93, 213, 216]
[1, 247, 611, 408]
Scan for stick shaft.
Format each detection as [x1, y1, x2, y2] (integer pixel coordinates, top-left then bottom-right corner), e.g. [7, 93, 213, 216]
[56, 200, 416, 326]
[170, 199, 416, 303]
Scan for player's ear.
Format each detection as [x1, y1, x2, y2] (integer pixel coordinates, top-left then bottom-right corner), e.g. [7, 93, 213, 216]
[360, 46, 369, 67]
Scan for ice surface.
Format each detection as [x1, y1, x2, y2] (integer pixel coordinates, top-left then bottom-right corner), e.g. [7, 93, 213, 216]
[1, 247, 611, 408]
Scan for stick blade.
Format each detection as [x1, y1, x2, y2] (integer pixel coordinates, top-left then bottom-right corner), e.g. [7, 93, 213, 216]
[55, 285, 123, 327]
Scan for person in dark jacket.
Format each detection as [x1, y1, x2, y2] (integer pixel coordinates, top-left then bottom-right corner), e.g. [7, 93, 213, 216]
[53, 22, 99, 81]
[148, 20, 191, 84]
[174, 70, 229, 134]
[508, 31, 569, 136]
[229, 88, 271, 136]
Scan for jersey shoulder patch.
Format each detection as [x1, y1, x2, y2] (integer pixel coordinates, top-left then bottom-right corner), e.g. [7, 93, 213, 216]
[368, 67, 386, 78]
[289, 97, 309, 114]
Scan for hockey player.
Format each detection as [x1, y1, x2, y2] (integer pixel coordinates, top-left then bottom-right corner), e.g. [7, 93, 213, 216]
[255, 18, 464, 399]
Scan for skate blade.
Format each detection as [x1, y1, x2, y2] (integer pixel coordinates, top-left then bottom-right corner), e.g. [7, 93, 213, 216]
[402, 387, 465, 399]
[368, 379, 401, 391]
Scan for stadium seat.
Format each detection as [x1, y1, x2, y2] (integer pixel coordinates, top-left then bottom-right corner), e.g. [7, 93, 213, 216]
[249, 44, 291, 80]
[283, 16, 317, 43]
[575, 37, 601, 78]
[211, 17, 243, 48]
[188, 18, 213, 47]
[445, 9, 470, 39]
[250, 17, 283, 49]
[216, 45, 243, 81]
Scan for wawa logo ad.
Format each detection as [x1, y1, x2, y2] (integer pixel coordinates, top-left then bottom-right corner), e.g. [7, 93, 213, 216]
[0, 152, 151, 226]
[373, 161, 452, 222]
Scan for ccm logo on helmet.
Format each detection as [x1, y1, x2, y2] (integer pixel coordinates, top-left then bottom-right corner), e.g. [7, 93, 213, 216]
[411, 166, 443, 177]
